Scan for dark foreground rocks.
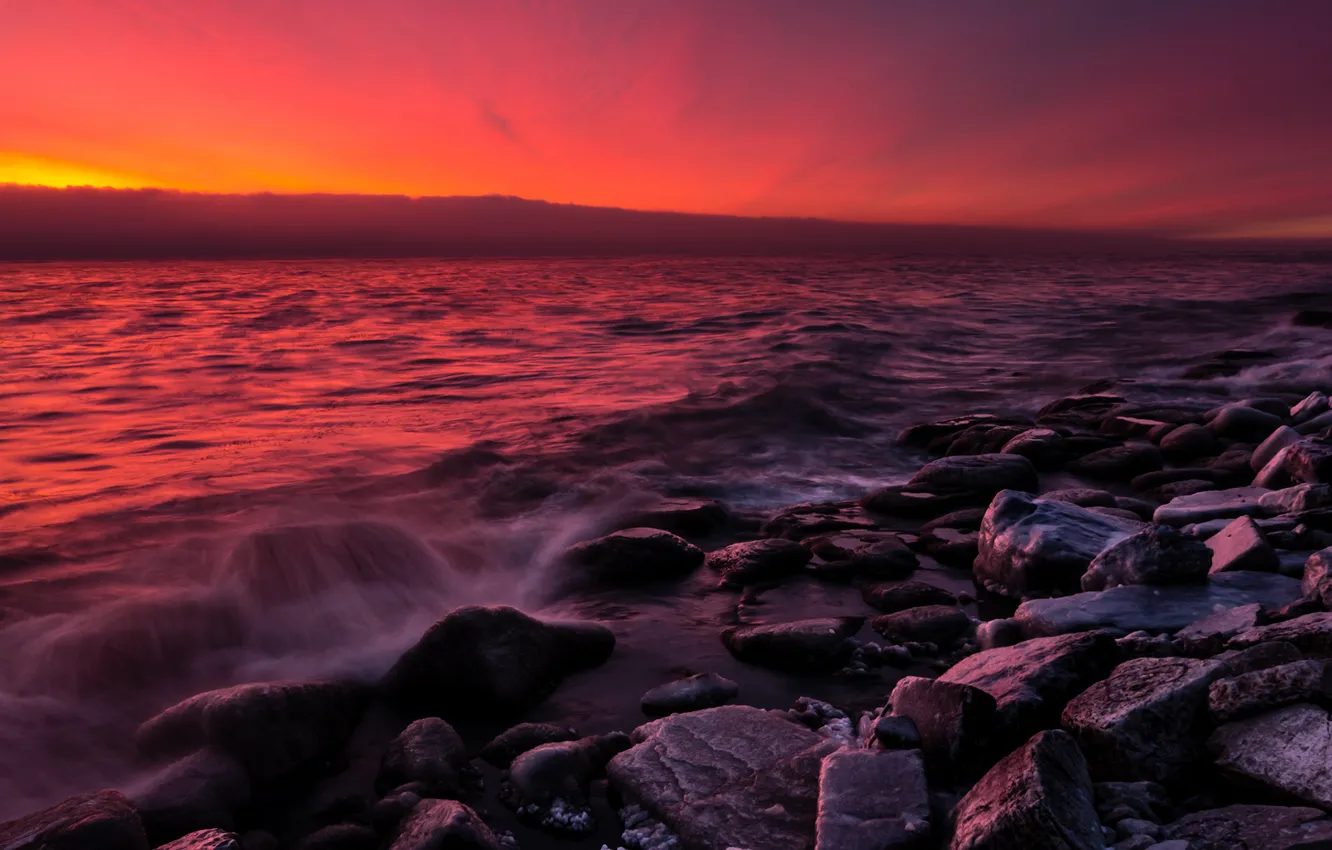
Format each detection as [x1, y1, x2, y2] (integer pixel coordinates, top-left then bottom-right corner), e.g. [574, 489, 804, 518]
[0, 791, 148, 850]
[722, 617, 863, 671]
[816, 749, 931, 850]
[640, 673, 739, 717]
[1161, 805, 1332, 850]
[389, 799, 501, 850]
[560, 527, 704, 586]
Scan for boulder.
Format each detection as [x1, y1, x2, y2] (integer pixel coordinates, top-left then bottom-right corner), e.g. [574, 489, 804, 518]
[1229, 612, 1332, 656]
[861, 581, 958, 613]
[1043, 488, 1118, 508]
[889, 676, 997, 778]
[1292, 392, 1331, 426]
[376, 718, 470, 797]
[1037, 393, 1126, 428]
[1253, 426, 1304, 472]
[1208, 660, 1332, 723]
[1159, 424, 1219, 461]
[1152, 487, 1269, 527]
[135, 681, 368, 784]
[1062, 656, 1227, 783]
[949, 730, 1102, 850]
[975, 490, 1141, 598]
[128, 749, 250, 844]
[1207, 405, 1284, 442]
[478, 723, 579, 769]
[560, 528, 704, 586]
[947, 424, 1031, 457]
[1206, 516, 1279, 574]
[507, 732, 631, 808]
[0, 791, 148, 850]
[1174, 604, 1264, 654]
[158, 830, 239, 850]
[804, 531, 918, 580]
[763, 501, 879, 541]
[1014, 572, 1301, 638]
[388, 799, 501, 850]
[908, 453, 1039, 495]
[1303, 547, 1332, 606]
[607, 705, 833, 850]
[916, 528, 979, 568]
[1210, 703, 1332, 810]
[705, 538, 811, 586]
[1067, 444, 1164, 481]
[1284, 436, 1332, 484]
[872, 606, 973, 648]
[1261, 483, 1332, 516]
[1255, 445, 1299, 489]
[1161, 805, 1332, 850]
[938, 632, 1120, 744]
[920, 507, 988, 531]
[618, 498, 732, 537]
[1131, 468, 1223, 490]
[871, 715, 923, 750]
[721, 617, 862, 672]
[382, 606, 614, 719]
[641, 673, 739, 717]
[1081, 525, 1212, 592]
[816, 749, 932, 850]
[1000, 428, 1067, 470]
[900, 414, 1025, 448]
[1297, 409, 1332, 435]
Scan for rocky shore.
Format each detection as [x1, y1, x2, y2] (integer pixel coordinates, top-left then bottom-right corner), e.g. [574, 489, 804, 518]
[7, 380, 1332, 850]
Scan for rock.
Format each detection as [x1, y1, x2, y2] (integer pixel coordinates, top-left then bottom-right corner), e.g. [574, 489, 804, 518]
[1296, 410, 1332, 435]
[294, 825, 378, 850]
[763, 501, 880, 541]
[705, 538, 811, 586]
[1208, 660, 1332, 722]
[382, 606, 614, 719]
[1303, 547, 1332, 606]
[1253, 426, 1304, 472]
[1114, 497, 1159, 521]
[816, 749, 932, 850]
[908, 453, 1039, 495]
[721, 617, 863, 672]
[1044, 488, 1118, 508]
[1261, 483, 1332, 515]
[607, 705, 832, 850]
[1293, 392, 1331, 425]
[1143, 480, 1216, 502]
[1103, 416, 1169, 439]
[805, 531, 918, 580]
[388, 799, 501, 850]
[939, 632, 1120, 744]
[376, 718, 470, 797]
[478, 723, 579, 768]
[1095, 781, 1174, 825]
[1210, 703, 1332, 810]
[1184, 515, 1294, 540]
[1067, 444, 1164, 481]
[861, 581, 958, 613]
[1255, 445, 1299, 489]
[916, 528, 979, 568]
[1089, 507, 1147, 523]
[900, 414, 1024, 448]
[1037, 393, 1126, 428]
[921, 508, 988, 531]
[1229, 611, 1332, 655]
[158, 830, 240, 850]
[1082, 525, 1212, 592]
[1205, 515, 1279, 574]
[1132, 468, 1223, 490]
[1173, 604, 1263, 654]
[618, 498, 732, 537]
[889, 676, 997, 778]
[863, 485, 984, 518]
[641, 673, 739, 717]
[1015, 572, 1301, 637]
[872, 606, 973, 648]
[507, 732, 631, 808]
[135, 681, 368, 784]
[949, 730, 1102, 850]
[1159, 425, 1219, 461]
[1001, 428, 1068, 470]
[1062, 656, 1227, 783]
[975, 490, 1141, 597]
[1284, 436, 1332, 484]
[975, 618, 1023, 650]
[1207, 405, 1285, 442]
[1152, 487, 1269, 527]
[947, 423, 1032, 457]
[560, 528, 704, 586]
[128, 749, 250, 844]
[872, 715, 923, 750]
[0, 791, 148, 850]
[1161, 804, 1332, 850]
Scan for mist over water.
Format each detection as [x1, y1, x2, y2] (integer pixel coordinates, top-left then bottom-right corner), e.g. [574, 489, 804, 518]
[1, 254, 1331, 819]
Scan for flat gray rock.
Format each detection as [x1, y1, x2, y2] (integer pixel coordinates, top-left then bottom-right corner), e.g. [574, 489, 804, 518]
[1210, 703, 1332, 810]
[815, 749, 932, 850]
[908, 453, 1038, 495]
[1153, 487, 1270, 527]
[1161, 804, 1332, 850]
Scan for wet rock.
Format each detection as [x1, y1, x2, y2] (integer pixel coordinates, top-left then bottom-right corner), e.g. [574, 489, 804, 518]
[939, 632, 1120, 744]
[975, 490, 1141, 598]
[1207, 405, 1284, 442]
[1229, 611, 1332, 655]
[947, 423, 1031, 457]
[388, 799, 501, 850]
[1062, 656, 1227, 783]
[1255, 444, 1299, 489]
[1067, 443, 1164, 482]
[861, 581, 959, 613]
[1208, 659, 1332, 722]
[382, 606, 615, 719]
[1114, 496, 1159, 521]
[816, 749, 932, 850]
[908, 453, 1039, 495]
[1284, 436, 1332, 484]
[862, 485, 983, 518]
[1302, 546, 1332, 606]
[1001, 427, 1068, 470]
[294, 825, 378, 850]
[1174, 604, 1264, 654]
[1081, 525, 1212, 592]
[159, 830, 240, 850]
[507, 732, 630, 810]
[0, 791, 148, 850]
[478, 723, 579, 769]
[641, 673, 739, 717]
[872, 715, 923, 750]
[1089, 506, 1147, 523]
[618, 498, 732, 538]
[1014, 572, 1300, 637]
[1095, 781, 1174, 825]
[128, 749, 249, 844]
[1184, 514, 1294, 540]
[804, 531, 918, 580]
[1210, 703, 1332, 810]
[872, 605, 973, 648]
[135, 681, 368, 784]
[1297, 409, 1332, 435]
[560, 528, 704, 586]
[763, 500, 880, 541]
[705, 538, 811, 586]
[607, 705, 832, 850]
[1261, 483, 1332, 515]
[1131, 468, 1223, 490]
[1144, 480, 1215, 502]
[1044, 488, 1118, 508]
[376, 718, 470, 798]
[722, 617, 863, 672]
[1159, 424, 1219, 461]
[1206, 515, 1279, 574]
[889, 676, 997, 779]
[1037, 393, 1126, 428]
[1152, 486, 1269, 527]
[975, 617, 1023, 650]
[1160, 804, 1332, 850]
[1103, 416, 1168, 439]
[1293, 391, 1331, 425]
[900, 414, 1026, 449]
[1253, 426, 1304, 472]
[921, 507, 988, 531]
[949, 729, 1102, 850]
[916, 527, 979, 568]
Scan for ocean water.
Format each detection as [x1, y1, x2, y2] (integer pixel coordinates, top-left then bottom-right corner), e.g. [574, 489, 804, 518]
[1, 255, 1331, 825]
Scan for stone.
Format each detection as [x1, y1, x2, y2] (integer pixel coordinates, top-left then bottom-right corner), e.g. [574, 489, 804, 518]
[507, 732, 631, 808]
[1208, 660, 1332, 722]
[916, 527, 979, 568]
[388, 799, 501, 850]
[0, 791, 148, 850]
[763, 501, 880, 541]
[908, 453, 1039, 495]
[1159, 424, 1219, 461]
[1293, 392, 1331, 425]
[135, 681, 368, 784]
[1229, 612, 1332, 656]
[1284, 437, 1332, 484]
[1210, 448, 1260, 487]
[1114, 497, 1159, 521]
[721, 617, 863, 672]
[949, 730, 1102, 850]
[1143, 480, 1215, 502]
[921, 507, 988, 531]
[1161, 805, 1332, 850]
[376, 718, 470, 797]
[976, 490, 1142, 597]
[939, 632, 1120, 744]
[816, 749, 932, 850]
[618, 498, 732, 537]
[128, 749, 250, 844]
[1094, 781, 1174, 825]
[705, 538, 811, 586]
[1173, 604, 1263, 654]
[872, 715, 922, 750]
[1261, 483, 1332, 516]
[1082, 525, 1213, 591]
[1206, 516, 1279, 574]
[1253, 426, 1304, 472]
[1303, 547, 1332, 606]
[1297, 410, 1332, 435]
[947, 424, 1032, 457]
[1001, 428, 1068, 470]
[560, 528, 704, 586]
[1210, 703, 1332, 810]
[382, 606, 614, 719]
[1089, 507, 1147, 523]
[641, 673, 739, 717]
[890, 676, 997, 778]
[872, 606, 973, 648]
[478, 723, 579, 768]
[158, 830, 240, 850]
[1131, 468, 1223, 490]
[861, 581, 958, 613]
[1102, 416, 1168, 439]
[1152, 487, 1269, 527]
[1184, 515, 1294, 540]
[1014, 572, 1301, 637]
[805, 531, 918, 580]
[899, 414, 1024, 448]
[1067, 444, 1164, 481]
[607, 705, 832, 850]
[1062, 656, 1227, 783]
[1044, 488, 1118, 508]
[1255, 445, 1299, 490]
[975, 618, 1023, 650]
[1207, 405, 1284, 442]
[294, 826, 378, 850]
[1037, 393, 1126, 428]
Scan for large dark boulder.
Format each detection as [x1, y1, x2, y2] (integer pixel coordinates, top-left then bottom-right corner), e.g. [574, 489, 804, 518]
[908, 453, 1038, 496]
[1159, 424, 1219, 461]
[705, 538, 811, 586]
[128, 749, 250, 844]
[1208, 660, 1332, 723]
[1000, 428, 1067, 471]
[1066, 443, 1163, 482]
[722, 617, 862, 672]
[1210, 703, 1332, 810]
[376, 718, 471, 798]
[1081, 525, 1212, 591]
[1161, 805, 1332, 850]
[388, 799, 501, 850]
[381, 606, 614, 719]
[560, 528, 704, 586]
[0, 791, 148, 850]
[889, 676, 996, 779]
[815, 749, 932, 850]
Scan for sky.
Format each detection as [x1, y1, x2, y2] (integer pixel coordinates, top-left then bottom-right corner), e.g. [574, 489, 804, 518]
[2, 0, 1330, 238]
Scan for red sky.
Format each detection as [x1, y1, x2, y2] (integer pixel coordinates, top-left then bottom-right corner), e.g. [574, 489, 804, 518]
[2, 0, 1330, 238]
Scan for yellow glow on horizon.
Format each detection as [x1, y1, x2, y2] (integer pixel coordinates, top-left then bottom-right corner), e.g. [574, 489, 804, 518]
[1198, 216, 1332, 241]
[0, 152, 161, 190]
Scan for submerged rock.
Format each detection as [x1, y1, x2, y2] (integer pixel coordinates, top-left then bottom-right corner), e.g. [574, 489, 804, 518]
[560, 528, 704, 586]
[1210, 703, 1332, 810]
[722, 617, 862, 671]
[815, 749, 932, 850]
[389, 799, 501, 850]
[0, 791, 148, 850]
[376, 718, 471, 798]
[640, 673, 739, 717]
[1081, 525, 1212, 591]
[705, 538, 811, 586]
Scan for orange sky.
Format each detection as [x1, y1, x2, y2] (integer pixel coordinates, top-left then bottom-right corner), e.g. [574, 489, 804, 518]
[2, 0, 1330, 237]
